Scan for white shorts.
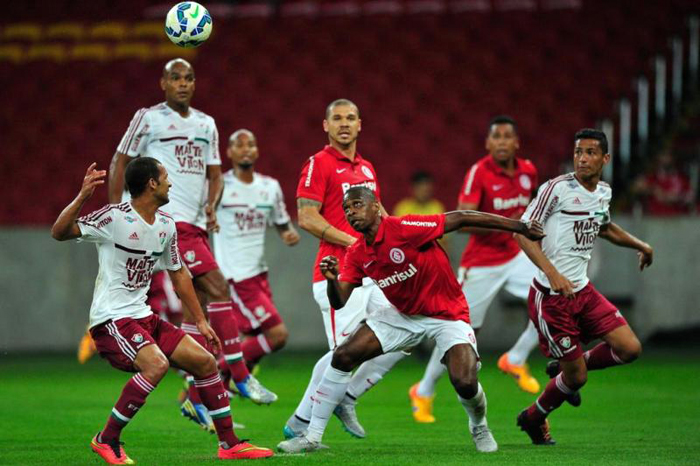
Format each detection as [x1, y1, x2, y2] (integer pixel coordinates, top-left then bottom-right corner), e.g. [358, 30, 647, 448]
[313, 278, 392, 349]
[457, 251, 537, 329]
[365, 306, 479, 363]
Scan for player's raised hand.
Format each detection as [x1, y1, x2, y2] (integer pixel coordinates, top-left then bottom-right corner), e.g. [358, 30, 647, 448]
[281, 229, 300, 246]
[319, 255, 339, 280]
[196, 319, 222, 353]
[522, 220, 545, 241]
[638, 244, 653, 271]
[547, 270, 576, 299]
[205, 204, 220, 233]
[79, 163, 107, 200]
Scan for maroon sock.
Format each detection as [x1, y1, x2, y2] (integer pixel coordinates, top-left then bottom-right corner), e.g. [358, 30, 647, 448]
[526, 373, 574, 422]
[101, 373, 156, 442]
[185, 375, 202, 404]
[194, 372, 240, 447]
[207, 302, 250, 383]
[217, 353, 232, 389]
[242, 334, 273, 366]
[584, 343, 625, 370]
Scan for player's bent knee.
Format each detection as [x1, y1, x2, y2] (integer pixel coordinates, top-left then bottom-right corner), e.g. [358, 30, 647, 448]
[331, 347, 359, 372]
[618, 339, 642, 363]
[267, 325, 288, 351]
[143, 354, 170, 380]
[451, 375, 478, 399]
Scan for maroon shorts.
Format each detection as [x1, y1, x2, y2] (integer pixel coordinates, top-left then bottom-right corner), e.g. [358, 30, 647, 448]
[90, 314, 186, 372]
[528, 280, 627, 361]
[176, 222, 219, 277]
[147, 271, 182, 322]
[229, 272, 283, 335]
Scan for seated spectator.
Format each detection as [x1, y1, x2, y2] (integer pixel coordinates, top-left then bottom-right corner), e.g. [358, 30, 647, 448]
[633, 149, 695, 215]
[393, 171, 445, 217]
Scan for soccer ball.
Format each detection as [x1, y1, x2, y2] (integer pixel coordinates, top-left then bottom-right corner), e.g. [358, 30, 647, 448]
[164, 2, 213, 48]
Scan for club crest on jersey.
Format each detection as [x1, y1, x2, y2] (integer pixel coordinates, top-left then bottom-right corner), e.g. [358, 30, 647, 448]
[389, 248, 405, 264]
[184, 250, 196, 263]
[124, 215, 137, 224]
[361, 166, 374, 179]
[159, 231, 167, 245]
[132, 333, 144, 343]
[159, 217, 169, 224]
[559, 336, 571, 349]
[519, 174, 532, 190]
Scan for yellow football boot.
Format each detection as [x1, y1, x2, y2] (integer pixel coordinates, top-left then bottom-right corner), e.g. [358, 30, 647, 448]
[77, 330, 97, 364]
[497, 353, 540, 394]
[409, 383, 436, 423]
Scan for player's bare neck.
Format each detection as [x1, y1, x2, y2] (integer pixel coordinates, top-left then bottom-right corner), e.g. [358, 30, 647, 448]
[574, 173, 599, 192]
[130, 198, 157, 225]
[166, 101, 190, 118]
[330, 140, 356, 161]
[234, 166, 254, 184]
[495, 157, 516, 176]
[364, 219, 381, 245]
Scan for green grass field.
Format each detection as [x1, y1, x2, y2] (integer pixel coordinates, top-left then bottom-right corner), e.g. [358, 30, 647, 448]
[1, 350, 699, 465]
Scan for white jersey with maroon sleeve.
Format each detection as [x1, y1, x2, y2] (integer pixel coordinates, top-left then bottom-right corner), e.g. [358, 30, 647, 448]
[213, 171, 291, 282]
[521, 173, 612, 292]
[117, 103, 221, 230]
[77, 202, 182, 328]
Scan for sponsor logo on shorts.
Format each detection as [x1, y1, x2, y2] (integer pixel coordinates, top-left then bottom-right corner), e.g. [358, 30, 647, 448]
[389, 248, 405, 264]
[468, 333, 476, 344]
[132, 333, 144, 344]
[559, 336, 571, 349]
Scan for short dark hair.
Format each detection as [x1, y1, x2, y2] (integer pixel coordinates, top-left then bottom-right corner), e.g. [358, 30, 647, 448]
[343, 185, 376, 203]
[574, 128, 608, 154]
[125, 157, 162, 198]
[411, 171, 433, 184]
[325, 98, 359, 119]
[488, 115, 517, 134]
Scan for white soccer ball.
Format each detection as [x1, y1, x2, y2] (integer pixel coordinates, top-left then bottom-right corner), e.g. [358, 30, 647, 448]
[164, 2, 213, 48]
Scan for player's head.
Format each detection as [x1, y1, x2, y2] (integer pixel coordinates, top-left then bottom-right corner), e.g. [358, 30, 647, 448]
[227, 129, 258, 169]
[410, 171, 435, 203]
[573, 128, 610, 181]
[486, 115, 520, 164]
[125, 157, 171, 205]
[161, 58, 195, 109]
[323, 99, 361, 148]
[343, 186, 380, 233]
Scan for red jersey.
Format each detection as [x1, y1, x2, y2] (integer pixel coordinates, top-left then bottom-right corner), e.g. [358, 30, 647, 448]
[297, 145, 381, 282]
[458, 155, 538, 268]
[339, 214, 470, 323]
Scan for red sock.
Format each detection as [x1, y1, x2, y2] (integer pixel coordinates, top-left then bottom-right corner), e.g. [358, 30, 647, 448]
[194, 372, 240, 447]
[526, 373, 574, 422]
[242, 334, 273, 366]
[101, 373, 156, 442]
[207, 302, 250, 383]
[584, 343, 625, 370]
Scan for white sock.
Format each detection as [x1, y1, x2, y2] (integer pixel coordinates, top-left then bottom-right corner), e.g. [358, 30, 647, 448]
[417, 346, 446, 397]
[506, 321, 539, 366]
[346, 352, 405, 402]
[291, 350, 333, 424]
[458, 383, 487, 431]
[306, 366, 352, 443]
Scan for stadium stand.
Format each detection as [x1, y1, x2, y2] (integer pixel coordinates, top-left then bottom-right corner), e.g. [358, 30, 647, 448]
[1, 0, 698, 224]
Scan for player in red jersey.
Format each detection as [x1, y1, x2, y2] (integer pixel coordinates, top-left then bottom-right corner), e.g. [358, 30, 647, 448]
[52, 158, 272, 463]
[410, 116, 543, 422]
[108, 59, 277, 414]
[515, 129, 652, 445]
[284, 99, 405, 439]
[277, 186, 545, 454]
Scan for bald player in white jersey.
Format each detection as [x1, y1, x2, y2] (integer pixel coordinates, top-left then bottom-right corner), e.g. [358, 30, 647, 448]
[514, 129, 653, 446]
[108, 59, 277, 412]
[52, 158, 273, 462]
[213, 129, 300, 369]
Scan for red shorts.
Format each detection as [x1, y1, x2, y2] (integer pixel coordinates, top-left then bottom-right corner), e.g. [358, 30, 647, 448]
[147, 271, 182, 322]
[90, 314, 186, 372]
[528, 280, 627, 361]
[229, 272, 283, 335]
[176, 222, 219, 277]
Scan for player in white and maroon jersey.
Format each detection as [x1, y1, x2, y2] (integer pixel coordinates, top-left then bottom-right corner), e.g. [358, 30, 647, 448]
[213, 129, 300, 369]
[515, 129, 653, 445]
[283, 99, 406, 440]
[52, 158, 272, 462]
[410, 116, 543, 423]
[108, 59, 277, 412]
[277, 186, 545, 454]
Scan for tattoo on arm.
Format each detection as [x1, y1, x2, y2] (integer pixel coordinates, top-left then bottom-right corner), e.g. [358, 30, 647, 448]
[297, 198, 322, 210]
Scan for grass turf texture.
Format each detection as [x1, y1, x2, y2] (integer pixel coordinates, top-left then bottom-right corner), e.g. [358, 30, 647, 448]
[1, 350, 698, 465]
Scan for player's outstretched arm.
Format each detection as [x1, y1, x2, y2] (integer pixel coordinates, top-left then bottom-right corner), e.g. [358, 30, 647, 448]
[108, 152, 130, 204]
[297, 198, 357, 247]
[320, 255, 358, 309]
[444, 210, 545, 240]
[275, 222, 301, 246]
[599, 222, 653, 270]
[52, 163, 106, 241]
[515, 234, 576, 298]
[168, 267, 222, 353]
